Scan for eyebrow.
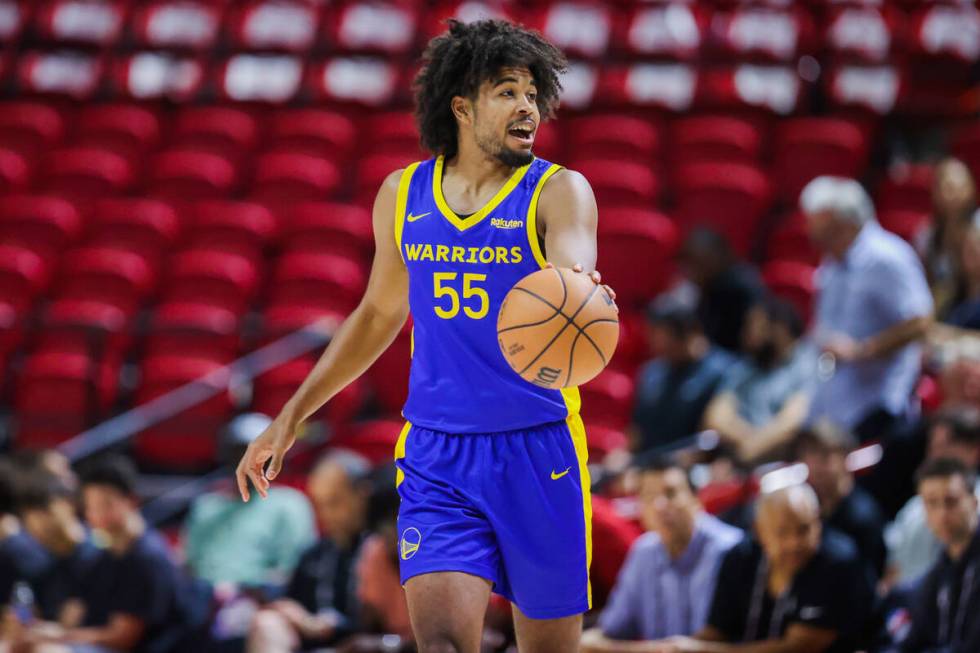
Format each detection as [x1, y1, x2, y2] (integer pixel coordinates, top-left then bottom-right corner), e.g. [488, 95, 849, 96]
[493, 76, 536, 88]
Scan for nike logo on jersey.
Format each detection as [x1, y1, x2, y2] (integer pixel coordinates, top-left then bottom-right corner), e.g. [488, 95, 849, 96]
[406, 212, 431, 222]
[551, 467, 571, 480]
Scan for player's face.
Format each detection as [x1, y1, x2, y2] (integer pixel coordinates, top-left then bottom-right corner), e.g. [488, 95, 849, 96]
[920, 475, 979, 549]
[472, 67, 540, 167]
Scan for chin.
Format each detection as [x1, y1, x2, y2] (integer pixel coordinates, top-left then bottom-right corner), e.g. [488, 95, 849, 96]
[497, 147, 534, 168]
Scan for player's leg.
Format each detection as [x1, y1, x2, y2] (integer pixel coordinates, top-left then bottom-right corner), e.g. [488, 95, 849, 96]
[512, 606, 583, 653]
[404, 571, 492, 653]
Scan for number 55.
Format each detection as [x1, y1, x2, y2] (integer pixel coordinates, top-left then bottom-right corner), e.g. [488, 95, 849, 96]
[433, 272, 489, 319]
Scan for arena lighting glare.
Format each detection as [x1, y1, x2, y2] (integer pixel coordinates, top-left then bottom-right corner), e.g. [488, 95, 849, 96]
[759, 462, 809, 494]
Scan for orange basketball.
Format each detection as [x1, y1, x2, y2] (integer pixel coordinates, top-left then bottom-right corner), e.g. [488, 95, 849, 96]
[497, 267, 619, 389]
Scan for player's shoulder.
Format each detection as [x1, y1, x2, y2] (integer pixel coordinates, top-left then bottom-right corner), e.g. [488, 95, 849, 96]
[537, 165, 595, 209]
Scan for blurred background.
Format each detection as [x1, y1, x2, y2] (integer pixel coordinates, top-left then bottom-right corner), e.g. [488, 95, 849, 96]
[0, 0, 980, 652]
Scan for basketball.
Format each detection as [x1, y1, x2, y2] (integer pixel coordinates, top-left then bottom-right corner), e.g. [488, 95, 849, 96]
[497, 267, 619, 389]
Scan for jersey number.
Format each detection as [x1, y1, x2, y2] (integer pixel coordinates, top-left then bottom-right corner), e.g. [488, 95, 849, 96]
[433, 272, 489, 320]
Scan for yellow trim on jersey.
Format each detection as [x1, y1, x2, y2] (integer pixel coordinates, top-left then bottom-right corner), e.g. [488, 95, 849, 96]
[526, 163, 564, 268]
[394, 421, 412, 487]
[432, 155, 531, 232]
[394, 162, 421, 262]
[565, 411, 592, 609]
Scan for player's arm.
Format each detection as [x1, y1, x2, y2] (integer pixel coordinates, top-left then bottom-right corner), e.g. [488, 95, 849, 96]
[237, 170, 410, 500]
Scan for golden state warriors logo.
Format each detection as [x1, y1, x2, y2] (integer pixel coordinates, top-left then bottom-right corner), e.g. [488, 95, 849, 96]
[400, 527, 422, 560]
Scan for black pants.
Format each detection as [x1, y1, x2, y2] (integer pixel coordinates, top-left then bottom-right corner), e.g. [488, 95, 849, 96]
[854, 408, 927, 520]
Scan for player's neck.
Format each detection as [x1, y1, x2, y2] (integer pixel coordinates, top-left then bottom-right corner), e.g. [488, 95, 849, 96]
[447, 138, 519, 190]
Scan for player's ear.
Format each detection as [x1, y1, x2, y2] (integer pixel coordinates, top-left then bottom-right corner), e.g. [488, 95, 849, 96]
[451, 95, 473, 126]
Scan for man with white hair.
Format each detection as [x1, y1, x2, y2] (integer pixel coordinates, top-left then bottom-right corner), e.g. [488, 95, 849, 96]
[801, 176, 933, 439]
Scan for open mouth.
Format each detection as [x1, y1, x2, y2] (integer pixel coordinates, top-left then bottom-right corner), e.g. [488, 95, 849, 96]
[507, 123, 535, 145]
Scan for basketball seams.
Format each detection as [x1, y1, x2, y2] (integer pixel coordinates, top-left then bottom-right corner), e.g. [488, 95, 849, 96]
[515, 282, 600, 379]
[497, 287, 564, 333]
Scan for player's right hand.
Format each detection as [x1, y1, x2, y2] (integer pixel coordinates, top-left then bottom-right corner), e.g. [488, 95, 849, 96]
[235, 416, 297, 501]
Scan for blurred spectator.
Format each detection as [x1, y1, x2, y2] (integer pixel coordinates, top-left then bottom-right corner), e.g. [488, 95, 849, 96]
[184, 413, 316, 588]
[703, 296, 815, 463]
[0, 457, 51, 611]
[651, 484, 874, 653]
[10, 450, 79, 494]
[795, 421, 887, 579]
[581, 458, 742, 651]
[802, 176, 933, 435]
[248, 449, 372, 653]
[11, 472, 101, 628]
[679, 229, 765, 353]
[75, 454, 205, 653]
[630, 297, 734, 454]
[917, 158, 976, 317]
[351, 466, 413, 647]
[899, 458, 980, 653]
[942, 210, 980, 330]
[886, 408, 980, 585]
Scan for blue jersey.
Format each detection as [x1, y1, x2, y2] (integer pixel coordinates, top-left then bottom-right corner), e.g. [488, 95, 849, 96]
[394, 155, 581, 434]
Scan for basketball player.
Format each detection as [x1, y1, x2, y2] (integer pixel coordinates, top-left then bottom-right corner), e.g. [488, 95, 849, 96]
[237, 19, 616, 653]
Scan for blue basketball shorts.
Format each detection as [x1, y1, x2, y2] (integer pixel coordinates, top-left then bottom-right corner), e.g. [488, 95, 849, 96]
[393, 416, 593, 620]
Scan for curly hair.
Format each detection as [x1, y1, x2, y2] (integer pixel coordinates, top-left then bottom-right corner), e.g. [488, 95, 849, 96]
[413, 19, 568, 159]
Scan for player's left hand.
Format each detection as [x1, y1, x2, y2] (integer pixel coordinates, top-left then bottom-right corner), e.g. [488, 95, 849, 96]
[546, 262, 618, 309]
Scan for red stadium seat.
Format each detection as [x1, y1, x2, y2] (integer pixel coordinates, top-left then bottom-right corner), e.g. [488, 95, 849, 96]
[579, 369, 634, 429]
[56, 246, 155, 311]
[112, 52, 206, 102]
[825, 5, 900, 63]
[167, 249, 260, 314]
[134, 354, 234, 470]
[674, 162, 773, 256]
[226, 1, 320, 52]
[421, 1, 512, 43]
[0, 101, 65, 155]
[269, 252, 366, 312]
[366, 112, 421, 156]
[261, 303, 347, 342]
[36, 298, 133, 358]
[365, 321, 412, 415]
[536, 1, 612, 60]
[700, 65, 803, 115]
[329, 418, 405, 465]
[74, 104, 161, 158]
[311, 57, 401, 107]
[279, 202, 373, 262]
[604, 63, 699, 112]
[589, 496, 642, 607]
[596, 209, 678, 309]
[583, 423, 628, 462]
[619, 3, 704, 60]
[331, 1, 418, 55]
[878, 209, 930, 245]
[34, 0, 126, 46]
[566, 114, 660, 164]
[762, 260, 815, 325]
[15, 350, 119, 449]
[0, 1, 29, 44]
[87, 198, 181, 261]
[608, 308, 647, 377]
[671, 115, 762, 167]
[147, 149, 238, 201]
[909, 4, 980, 63]
[826, 64, 903, 115]
[0, 194, 83, 255]
[132, 1, 223, 51]
[0, 146, 31, 192]
[558, 62, 601, 111]
[18, 50, 104, 100]
[188, 201, 277, 261]
[713, 5, 815, 62]
[144, 301, 241, 360]
[42, 147, 135, 198]
[765, 211, 819, 266]
[253, 358, 367, 427]
[251, 152, 342, 203]
[0, 244, 50, 310]
[216, 54, 303, 104]
[356, 153, 419, 205]
[173, 106, 259, 157]
[877, 164, 933, 215]
[773, 118, 870, 203]
[570, 159, 660, 208]
[268, 109, 358, 161]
